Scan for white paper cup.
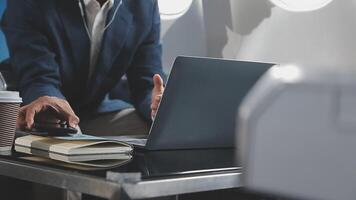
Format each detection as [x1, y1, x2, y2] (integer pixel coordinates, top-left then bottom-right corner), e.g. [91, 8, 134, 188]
[0, 91, 22, 151]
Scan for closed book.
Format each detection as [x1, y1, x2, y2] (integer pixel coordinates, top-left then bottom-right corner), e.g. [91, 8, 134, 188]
[15, 135, 133, 168]
[15, 145, 131, 168]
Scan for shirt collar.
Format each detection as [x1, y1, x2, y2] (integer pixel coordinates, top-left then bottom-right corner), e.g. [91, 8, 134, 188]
[83, 0, 114, 8]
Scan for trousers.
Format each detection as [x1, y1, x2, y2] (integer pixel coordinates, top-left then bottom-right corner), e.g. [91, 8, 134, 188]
[79, 108, 150, 136]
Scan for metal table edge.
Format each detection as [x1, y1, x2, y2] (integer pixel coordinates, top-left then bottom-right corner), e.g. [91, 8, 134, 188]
[122, 170, 243, 199]
[0, 158, 121, 199]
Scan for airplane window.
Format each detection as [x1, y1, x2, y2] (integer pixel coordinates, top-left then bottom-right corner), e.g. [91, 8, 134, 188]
[158, 0, 193, 20]
[269, 0, 333, 12]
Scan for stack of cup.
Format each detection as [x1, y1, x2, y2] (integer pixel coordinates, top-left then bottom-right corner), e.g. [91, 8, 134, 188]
[0, 91, 22, 151]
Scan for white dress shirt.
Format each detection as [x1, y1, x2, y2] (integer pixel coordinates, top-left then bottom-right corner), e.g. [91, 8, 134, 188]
[83, 0, 114, 80]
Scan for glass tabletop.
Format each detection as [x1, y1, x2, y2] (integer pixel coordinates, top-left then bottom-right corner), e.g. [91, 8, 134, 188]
[0, 148, 240, 180]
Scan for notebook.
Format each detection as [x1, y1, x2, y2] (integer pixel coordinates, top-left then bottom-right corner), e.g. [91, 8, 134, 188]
[14, 135, 132, 168]
[19, 155, 131, 170]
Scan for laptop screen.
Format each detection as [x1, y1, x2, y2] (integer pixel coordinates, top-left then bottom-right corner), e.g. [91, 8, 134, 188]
[147, 56, 274, 150]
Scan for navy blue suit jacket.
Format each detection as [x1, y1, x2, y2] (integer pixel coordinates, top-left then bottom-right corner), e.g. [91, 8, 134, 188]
[1, 0, 164, 122]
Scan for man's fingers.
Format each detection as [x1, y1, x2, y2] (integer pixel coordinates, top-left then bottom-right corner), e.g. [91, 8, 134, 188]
[16, 96, 80, 130]
[67, 115, 80, 128]
[55, 101, 80, 128]
[151, 95, 162, 110]
[151, 75, 164, 121]
[57, 109, 80, 128]
[151, 110, 157, 120]
[154, 94, 162, 102]
[35, 111, 61, 124]
[153, 74, 164, 92]
[24, 106, 39, 129]
[17, 107, 27, 129]
[151, 104, 158, 111]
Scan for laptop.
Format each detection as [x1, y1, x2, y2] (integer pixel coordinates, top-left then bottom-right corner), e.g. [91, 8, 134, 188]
[114, 56, 274, 150]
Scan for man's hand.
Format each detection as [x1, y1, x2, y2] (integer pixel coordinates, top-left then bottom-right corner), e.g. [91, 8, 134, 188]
[17, 96, 80, 130]
[151, 74, 164, 120]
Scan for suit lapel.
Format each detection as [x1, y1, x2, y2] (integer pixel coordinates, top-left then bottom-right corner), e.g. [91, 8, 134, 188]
[56, 0, 132, 101]
[87, 0, 133, 99]
[94, 0, 133, 77]
[56, 0, 91, 72]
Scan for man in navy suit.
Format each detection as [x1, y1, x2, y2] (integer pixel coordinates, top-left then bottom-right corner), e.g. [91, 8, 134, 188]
[2, 0, 165, 135]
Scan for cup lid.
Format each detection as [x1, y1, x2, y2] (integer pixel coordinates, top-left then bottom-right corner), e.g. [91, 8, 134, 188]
[0, 91, 22, 103]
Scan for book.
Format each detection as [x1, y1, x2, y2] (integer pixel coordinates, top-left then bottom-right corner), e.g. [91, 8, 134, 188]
[19, 156, 131, 171]
[14, 135, 133, 168]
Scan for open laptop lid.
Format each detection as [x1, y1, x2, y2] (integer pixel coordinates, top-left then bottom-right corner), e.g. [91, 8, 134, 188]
[145, 56, 274, 150]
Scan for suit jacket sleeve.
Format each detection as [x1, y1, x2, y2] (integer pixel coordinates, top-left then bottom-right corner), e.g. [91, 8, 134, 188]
[127, 0, 166, 122]
[1, 0, 65, 105]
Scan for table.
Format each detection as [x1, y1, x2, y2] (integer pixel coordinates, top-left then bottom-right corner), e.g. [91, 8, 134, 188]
[0, 148, 242, 200]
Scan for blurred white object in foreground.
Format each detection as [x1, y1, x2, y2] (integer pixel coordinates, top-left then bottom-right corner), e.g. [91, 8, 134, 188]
[238, 64, 356, 200]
